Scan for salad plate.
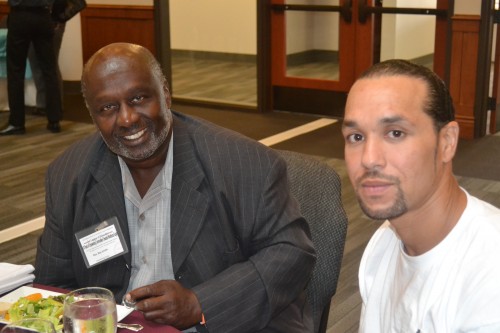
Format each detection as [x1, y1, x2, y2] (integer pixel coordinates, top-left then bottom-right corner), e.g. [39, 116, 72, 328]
[0, 286, 133, 324]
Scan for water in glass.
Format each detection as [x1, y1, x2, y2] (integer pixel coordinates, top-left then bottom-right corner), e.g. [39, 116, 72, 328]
[63, 288, 117, 333]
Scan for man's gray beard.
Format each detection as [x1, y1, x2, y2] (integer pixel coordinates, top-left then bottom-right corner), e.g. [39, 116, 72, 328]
[105, 108, 172, 161]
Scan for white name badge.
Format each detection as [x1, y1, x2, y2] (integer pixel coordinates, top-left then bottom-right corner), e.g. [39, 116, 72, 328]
[75, 217, 129, 268]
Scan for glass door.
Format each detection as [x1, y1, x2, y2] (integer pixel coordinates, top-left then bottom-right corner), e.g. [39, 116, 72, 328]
[269, 0, 451, 116]
[270, 0, 363, 117]
[364, 0, 449, 79]
[272, 0, 356, 90]
[168, 0, 257, 109]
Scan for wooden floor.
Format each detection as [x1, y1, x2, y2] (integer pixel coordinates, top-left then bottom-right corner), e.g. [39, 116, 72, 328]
[1, 107, 500, 332]
[171, 55, 340, 107]
[170, 54, 432, 109]
[1, 55, 500, 332]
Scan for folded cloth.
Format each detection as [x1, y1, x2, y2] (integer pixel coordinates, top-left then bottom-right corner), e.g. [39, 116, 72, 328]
[0, 263, 35, 295]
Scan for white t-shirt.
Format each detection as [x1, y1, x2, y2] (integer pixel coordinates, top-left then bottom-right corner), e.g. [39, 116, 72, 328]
[359, 190, 500, 333]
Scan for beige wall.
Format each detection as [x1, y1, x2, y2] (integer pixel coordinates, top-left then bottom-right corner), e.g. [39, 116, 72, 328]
[62, 0, 255, 80]
[454, 0, 481, 15]
[381, 0, 437, 61]
[170, 0, 256, 54]
[56, 0, 481, 80]
[60, 16, 84, 81]
[285, 0, 340, 54]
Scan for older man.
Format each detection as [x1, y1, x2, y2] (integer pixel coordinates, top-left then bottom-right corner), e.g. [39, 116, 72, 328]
[35, 43, 316, 332]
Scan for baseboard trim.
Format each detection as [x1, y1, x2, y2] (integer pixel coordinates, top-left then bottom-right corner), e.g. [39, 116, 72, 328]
[411, 54, 434, 67]
[173, 97, 257, 113]
[172, 49, 256, 63]
[287, 50, 339, 67]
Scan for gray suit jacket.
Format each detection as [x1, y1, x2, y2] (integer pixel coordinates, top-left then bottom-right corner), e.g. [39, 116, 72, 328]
[35, 111, 316, 333]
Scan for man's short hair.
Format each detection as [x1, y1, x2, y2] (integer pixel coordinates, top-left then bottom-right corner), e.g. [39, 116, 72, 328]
[357, 59, 455, 132]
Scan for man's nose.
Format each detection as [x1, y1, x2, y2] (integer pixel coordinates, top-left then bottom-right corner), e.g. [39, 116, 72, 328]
[361, 138, 386, 170]
[117, 104, 138, 126]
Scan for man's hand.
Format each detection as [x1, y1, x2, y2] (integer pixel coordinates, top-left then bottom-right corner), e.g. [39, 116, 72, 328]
[124, 280, 203, 329]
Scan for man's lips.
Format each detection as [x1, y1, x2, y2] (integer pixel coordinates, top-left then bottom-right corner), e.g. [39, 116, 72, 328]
[123, 128, 147, 141]
[359, 179, 393, 196]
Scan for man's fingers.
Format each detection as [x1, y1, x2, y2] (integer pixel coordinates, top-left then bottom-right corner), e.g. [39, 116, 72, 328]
[129, 285, 156, 302]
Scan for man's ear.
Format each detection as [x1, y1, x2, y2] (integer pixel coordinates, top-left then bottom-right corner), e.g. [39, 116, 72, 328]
[164, 85, 172, 108]
[439, 121, 459, 163]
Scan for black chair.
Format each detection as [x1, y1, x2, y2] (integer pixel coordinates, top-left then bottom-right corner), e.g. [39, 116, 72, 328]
[278, 150, 348, 333]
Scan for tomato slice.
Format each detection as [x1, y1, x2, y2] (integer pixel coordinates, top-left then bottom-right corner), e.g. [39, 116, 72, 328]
[24, 293, 43, 302]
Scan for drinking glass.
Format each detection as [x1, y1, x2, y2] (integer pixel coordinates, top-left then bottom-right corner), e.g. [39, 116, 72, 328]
[63, 287, 117, 333]
[1, 318, 56, 333]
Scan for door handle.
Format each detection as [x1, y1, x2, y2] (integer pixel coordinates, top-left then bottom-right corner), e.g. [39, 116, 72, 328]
[358, 0, 447, 24]
[271, 0, 352, 23]
[341, 0, 352, 23]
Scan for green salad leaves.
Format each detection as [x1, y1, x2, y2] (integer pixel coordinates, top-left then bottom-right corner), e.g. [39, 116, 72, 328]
[8, 293, 65, 332]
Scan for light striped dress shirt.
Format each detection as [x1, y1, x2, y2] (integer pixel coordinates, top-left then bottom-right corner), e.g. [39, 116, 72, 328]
[119, 137, 175, 292]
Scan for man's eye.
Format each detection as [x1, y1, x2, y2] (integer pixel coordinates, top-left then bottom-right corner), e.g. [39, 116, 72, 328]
[131, 96, 144, 103]
[387, 130, 405, 139]
[101, 104, 116, 113]
[346, 133, 363, 143]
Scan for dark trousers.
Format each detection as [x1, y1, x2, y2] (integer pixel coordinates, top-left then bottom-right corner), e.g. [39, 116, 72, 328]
[28, 22, 66, 109]
[6, 8, 62, 127]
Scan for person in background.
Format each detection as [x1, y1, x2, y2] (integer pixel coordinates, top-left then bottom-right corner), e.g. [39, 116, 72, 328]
[27, 21, 65, 116]
[26, 0, 86, 116]
[342, 59, 500, 332]
[34, 42, 316, 333]
[1, 0, 62, 135]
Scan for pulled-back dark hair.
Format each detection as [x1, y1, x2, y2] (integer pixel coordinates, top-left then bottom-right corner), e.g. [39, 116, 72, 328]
[358, 59, 455, 132]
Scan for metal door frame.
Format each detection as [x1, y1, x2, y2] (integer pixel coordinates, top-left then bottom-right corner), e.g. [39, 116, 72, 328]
[153, 1, 458, 118]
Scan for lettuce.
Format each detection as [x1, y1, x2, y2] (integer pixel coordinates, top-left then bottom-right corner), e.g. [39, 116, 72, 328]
[8, 295, 65, 332]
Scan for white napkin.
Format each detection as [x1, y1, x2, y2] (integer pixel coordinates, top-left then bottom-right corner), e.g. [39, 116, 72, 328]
[0, 263, 35, 295]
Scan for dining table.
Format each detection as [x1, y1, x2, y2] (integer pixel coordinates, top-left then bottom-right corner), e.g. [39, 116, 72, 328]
[0, 283, 181, 333]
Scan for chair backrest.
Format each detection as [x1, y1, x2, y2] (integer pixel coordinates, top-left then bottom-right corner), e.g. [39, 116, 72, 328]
[277, 150, 348, 333]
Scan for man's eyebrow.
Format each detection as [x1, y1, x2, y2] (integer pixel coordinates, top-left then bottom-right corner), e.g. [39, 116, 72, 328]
[342, 119, 357, 129]
[380, 116, 406, 125]
[342, 116, 407, 127]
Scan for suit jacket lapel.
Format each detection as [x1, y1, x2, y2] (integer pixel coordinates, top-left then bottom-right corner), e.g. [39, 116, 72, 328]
[81, 119, 210, 273]
[86, 140, 132, 266]
[170, 115, 210, 273]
